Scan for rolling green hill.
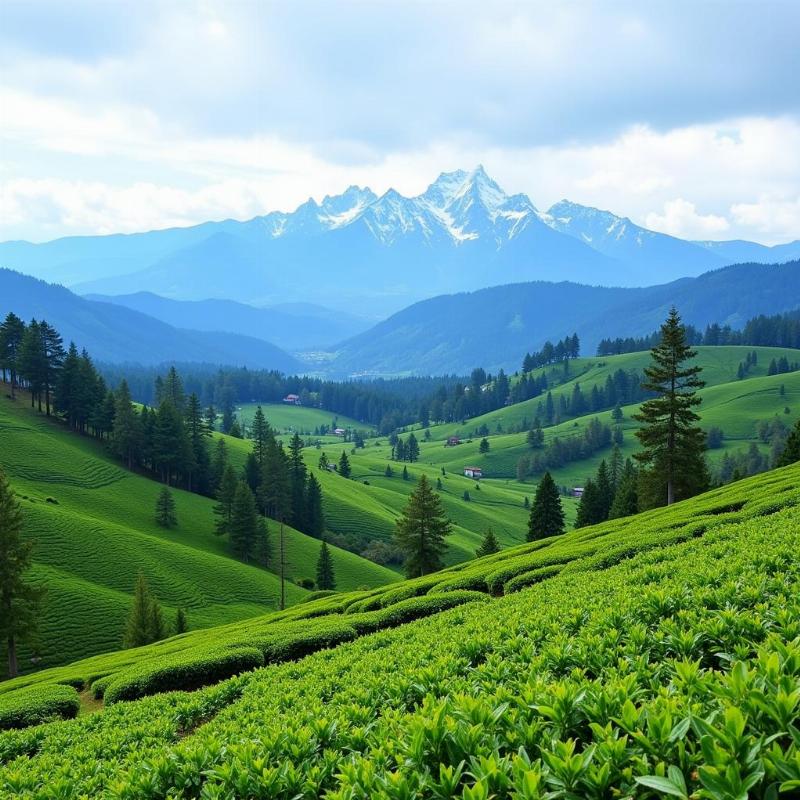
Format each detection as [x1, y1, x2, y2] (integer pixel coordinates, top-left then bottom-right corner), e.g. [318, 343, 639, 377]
[0, 391, 399, 674]
[234, 347, 796, 564]
[235, 402, 372, 437]
[1, 462, 799, 796]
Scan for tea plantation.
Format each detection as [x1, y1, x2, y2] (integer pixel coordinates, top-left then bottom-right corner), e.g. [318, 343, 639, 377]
[0, 393, 399, 673]
[1, 463, 800, 796]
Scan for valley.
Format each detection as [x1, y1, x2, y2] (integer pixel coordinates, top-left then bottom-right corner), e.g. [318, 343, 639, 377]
[3, 8, 800, 792]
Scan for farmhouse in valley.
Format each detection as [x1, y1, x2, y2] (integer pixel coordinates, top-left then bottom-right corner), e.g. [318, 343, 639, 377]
[571, 487, 585, 498]
[446, 436, 461, 446]
[464, 466, 483, 479]
[283, 393, 301, 405]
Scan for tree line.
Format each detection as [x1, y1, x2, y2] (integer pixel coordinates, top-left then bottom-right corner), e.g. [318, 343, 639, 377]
[521, 334, 580, 372]
[596, 309, 800, 356]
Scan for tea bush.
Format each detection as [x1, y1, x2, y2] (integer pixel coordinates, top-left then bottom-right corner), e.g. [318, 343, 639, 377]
[0, 685, 79, 730]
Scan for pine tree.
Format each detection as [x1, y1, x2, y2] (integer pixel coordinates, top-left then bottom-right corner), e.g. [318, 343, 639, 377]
[527, 421, 544, 449]
[288, 433, 307, 530]
[384, 464, 394, 478]
[260, 440, 291, 523]
[0, 468, 43, 678]
[229, 481, 258, 562]
[479, 437, 490, 454]
[153, 400, 191, 485]
[255, 518, 271, 568]
[0, 312, 25, 397]
[595, 460, 613, 520]
[38, 321, 65, 416]
[633, 307, 709, 507]
[609, 460, 639, 519]
[162, 366, 185, 412]
[338, 450, 352, 479]
[147, 597, 165, 642]
[251, 406, 271, 467]
[315, 540, 336, 590]
[475, 528, 500, 557]
[777, 419, 800, 466]
[574, 478, 601, 529]
[406, 432, 420, 462]
[155, 486, 178, 528]
[123, 572, 164, 648]
[210, 437, 228, 493]
[402, 465, 409, 480]
[213, 464, 238, 536]
[175, 608, 188, 635]
[243, 452, 261, 493]
[527, 471, 565, 541]
[18, 320, 45, 410]
[184, 393, 210, 494]
[394, 474, 452, 577]
[304, 473, 325, 538]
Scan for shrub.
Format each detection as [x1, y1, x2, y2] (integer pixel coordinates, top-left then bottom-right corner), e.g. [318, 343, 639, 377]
[427, 573, 489, 594]
[504, 564, 564, 593]
[298, 590, 339, 604]
[484, 552, 582, 595]
[90, 674, 116, 700]
[254, 622, 358, 663]
[0, 684, 80, 730]
[105, 647, 263, 705]
[351, 591, 489, 634]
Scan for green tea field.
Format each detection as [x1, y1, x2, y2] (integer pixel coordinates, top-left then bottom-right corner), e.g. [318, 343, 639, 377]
[0, 391, 398, 674]
[2, 462, 799, 796]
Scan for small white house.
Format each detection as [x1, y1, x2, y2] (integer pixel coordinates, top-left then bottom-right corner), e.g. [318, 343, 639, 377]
[464, 466, 483, 479]
[333, 427, 346, 436]
[571, 487, 584, 498]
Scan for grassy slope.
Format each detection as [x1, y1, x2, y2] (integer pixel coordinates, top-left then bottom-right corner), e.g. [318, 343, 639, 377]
[0, 393, 398, 674]
[235, 402, 372, 436]
[1, 461, 799, 797]
[220, 348, 800, 571]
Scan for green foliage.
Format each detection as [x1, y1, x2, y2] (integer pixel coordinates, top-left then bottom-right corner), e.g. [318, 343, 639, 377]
[4, 464, 800, 794]
[0, 468, 41, 679]
[394, 475, 452, 577]
[154, 486, 177, 528]
[527, 471, 564, 540]
[104, 646, 263, 704]
[122, 573, 165, 650]
[228, 481, 258, 562]
[315, 541, 336, 591]
[634, 307, 709, 507]
[475, 528, 500, 558]
[0, 684, 78, 730]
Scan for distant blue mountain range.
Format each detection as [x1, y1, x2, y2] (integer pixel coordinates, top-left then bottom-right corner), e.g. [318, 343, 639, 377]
[3, 166, 796, 316]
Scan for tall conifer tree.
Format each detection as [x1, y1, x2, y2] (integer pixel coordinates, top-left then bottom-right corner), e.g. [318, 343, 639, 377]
[527, 472, 565, 541]
[394, 474, 452, 577]
[315, 540, 336, 590]
[0, 468, 43, 678]
[633, 307, 708, 507]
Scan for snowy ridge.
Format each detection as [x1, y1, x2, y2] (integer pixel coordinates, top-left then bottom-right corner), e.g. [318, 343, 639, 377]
[264, 165, 541, 248]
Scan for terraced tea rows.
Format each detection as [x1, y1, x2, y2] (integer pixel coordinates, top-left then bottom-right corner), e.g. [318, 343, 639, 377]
[0, 393, 399, 673]
[1, 461, 799, 796]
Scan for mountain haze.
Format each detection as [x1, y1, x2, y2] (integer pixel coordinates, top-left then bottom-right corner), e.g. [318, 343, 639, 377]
[333, 260, 800, 375]
[9, 167, 798, 316]
[83, 292, 370, 351]
[0, 270, 301, 370]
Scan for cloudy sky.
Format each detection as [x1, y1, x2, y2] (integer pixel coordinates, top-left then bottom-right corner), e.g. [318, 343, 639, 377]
[1, 0, 798, 244]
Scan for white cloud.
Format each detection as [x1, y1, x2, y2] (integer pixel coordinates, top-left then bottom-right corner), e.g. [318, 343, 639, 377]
[645, 199, 730, 239]
[732, 196, 800, 241]
[1, 83, 800, 245]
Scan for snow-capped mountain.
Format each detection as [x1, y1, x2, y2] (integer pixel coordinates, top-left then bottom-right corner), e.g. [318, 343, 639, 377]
[543, 200, 726, 278]
[0, 166, 795, 316]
